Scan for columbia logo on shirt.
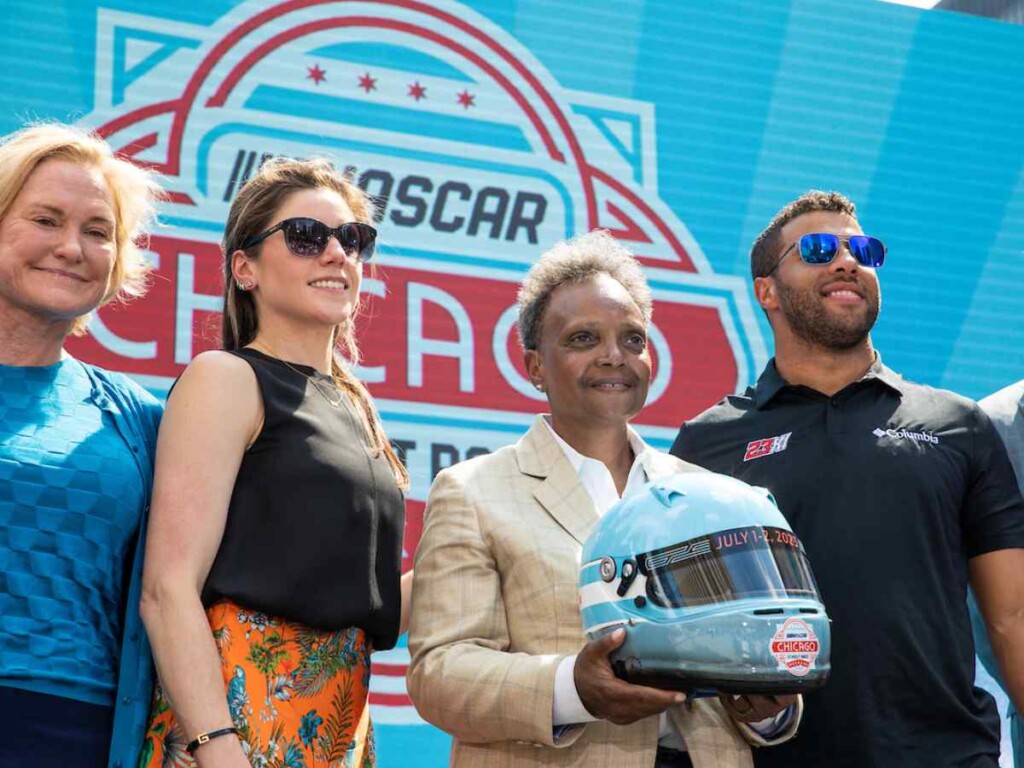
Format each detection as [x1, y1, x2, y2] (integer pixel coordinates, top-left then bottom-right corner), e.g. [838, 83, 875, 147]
[743, 432, 792, 462]
[872, 427, 939, 445]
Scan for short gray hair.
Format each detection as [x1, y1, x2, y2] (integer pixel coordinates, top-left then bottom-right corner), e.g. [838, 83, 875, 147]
[516, 229, 652, 351]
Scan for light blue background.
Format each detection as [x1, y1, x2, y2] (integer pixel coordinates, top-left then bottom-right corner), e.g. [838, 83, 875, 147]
[4, 0, 1024, 400]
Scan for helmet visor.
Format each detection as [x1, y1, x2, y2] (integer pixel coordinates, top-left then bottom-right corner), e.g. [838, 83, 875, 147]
[639, 526, 820, 609]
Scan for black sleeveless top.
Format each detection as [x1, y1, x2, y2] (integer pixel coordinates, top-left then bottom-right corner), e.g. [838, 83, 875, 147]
[201, 348, 405, 649]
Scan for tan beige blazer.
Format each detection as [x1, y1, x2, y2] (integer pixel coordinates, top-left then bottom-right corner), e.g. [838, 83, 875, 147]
[407, 416, 799, 768]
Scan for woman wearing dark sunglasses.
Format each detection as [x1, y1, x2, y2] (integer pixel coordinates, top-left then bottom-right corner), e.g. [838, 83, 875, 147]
[138, 157, 409, 767]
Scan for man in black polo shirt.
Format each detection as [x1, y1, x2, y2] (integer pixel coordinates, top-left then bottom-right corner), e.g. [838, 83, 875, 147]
[670, 190, 1024, 768]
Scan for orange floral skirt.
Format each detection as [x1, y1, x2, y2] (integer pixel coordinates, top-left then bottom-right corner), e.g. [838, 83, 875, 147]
[139, 600, 374, 767]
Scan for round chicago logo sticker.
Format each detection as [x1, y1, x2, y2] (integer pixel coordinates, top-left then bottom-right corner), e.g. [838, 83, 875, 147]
[770, 618, 820, 677]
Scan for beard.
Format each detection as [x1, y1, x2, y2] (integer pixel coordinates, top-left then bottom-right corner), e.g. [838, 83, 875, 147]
[775, 276, 880, 350]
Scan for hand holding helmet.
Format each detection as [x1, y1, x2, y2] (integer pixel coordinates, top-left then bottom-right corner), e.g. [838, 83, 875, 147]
[573, 628, 685, 725]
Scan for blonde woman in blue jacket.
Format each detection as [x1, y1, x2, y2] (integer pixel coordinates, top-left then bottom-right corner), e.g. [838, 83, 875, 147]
[0, 123, 162, 768]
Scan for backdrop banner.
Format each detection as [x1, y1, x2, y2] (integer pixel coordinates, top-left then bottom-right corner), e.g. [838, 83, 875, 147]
[2, 1, 1021, 764]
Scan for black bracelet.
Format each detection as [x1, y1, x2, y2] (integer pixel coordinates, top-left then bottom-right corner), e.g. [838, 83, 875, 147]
[186, 726, 240, 755]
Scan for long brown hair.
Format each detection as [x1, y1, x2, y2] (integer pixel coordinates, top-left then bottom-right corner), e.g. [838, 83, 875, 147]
[222, 157, 408, 489]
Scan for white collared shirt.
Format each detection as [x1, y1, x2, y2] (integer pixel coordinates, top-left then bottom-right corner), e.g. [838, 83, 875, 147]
[542, 418, 687, 748]
[541, 416, 652, 515]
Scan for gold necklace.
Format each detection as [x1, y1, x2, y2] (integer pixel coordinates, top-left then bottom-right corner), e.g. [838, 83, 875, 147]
[248, 342, 343, 408]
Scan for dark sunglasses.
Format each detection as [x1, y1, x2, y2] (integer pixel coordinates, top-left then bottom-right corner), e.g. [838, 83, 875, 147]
[241, 217, 377, 262]
[770, 233, 886, 274]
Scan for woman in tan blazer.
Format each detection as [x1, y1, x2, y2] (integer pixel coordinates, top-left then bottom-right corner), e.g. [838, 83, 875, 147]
[407, 231, 800, 768]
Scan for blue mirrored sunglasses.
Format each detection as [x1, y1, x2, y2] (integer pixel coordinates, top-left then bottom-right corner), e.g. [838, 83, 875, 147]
[770, 233, 886, 274]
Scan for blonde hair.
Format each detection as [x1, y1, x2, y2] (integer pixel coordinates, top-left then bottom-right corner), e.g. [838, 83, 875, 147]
[222, 156, 409, 490]
[517, 229, 653, 351]
[0, 123, 161, 335]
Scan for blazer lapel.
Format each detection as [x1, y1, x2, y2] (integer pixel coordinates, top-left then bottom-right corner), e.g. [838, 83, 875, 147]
[515, 416, 600, 545]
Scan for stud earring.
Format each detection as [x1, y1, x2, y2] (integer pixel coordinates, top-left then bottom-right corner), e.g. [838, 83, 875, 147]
[534, 382, 545, 392]
[236, 279, 255, 291]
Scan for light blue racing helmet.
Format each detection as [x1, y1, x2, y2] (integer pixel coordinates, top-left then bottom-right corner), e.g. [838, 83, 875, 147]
[579, 472, 830, 694]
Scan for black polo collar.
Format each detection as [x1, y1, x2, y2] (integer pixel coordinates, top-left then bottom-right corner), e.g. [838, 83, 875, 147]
[753, 354, 904, 409]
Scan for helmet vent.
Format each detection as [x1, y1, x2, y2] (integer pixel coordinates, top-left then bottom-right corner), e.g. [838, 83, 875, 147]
[799, 608, 820, 615]
[752, 608, 784, 616]
[649, 485, 686, 508]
